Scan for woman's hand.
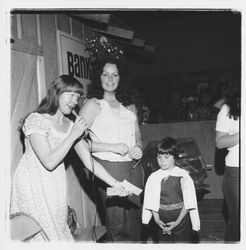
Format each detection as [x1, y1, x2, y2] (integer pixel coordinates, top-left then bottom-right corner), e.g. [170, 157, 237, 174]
[113, 181, 132, 196]
[128, 145, 143, 160]
[70, 116, 87, 141]
[111, 143, 129, 156]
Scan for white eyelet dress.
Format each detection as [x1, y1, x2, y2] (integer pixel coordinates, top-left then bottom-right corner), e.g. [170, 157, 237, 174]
[10, 112, 74, 241]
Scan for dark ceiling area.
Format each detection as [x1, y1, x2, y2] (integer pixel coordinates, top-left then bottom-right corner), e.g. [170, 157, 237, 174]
[15, 9, 240, 78]
[109, 10, 241, 78]
[102, 10, 241, 120]
[68, 9, 240, 78]
[114, 10, 241, 43]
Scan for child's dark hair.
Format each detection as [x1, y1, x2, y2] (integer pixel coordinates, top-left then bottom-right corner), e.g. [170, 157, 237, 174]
[157, 137, 179, 160]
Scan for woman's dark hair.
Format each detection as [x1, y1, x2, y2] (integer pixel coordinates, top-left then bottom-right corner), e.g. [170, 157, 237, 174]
[225, 65, 241, 120]
[157, 137, 179, 160]
[87, 56, 131, 106]
[214, 81, 228, 101]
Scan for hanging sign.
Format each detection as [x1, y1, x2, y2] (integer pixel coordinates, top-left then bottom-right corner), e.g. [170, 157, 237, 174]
[57, 31, 91, 90]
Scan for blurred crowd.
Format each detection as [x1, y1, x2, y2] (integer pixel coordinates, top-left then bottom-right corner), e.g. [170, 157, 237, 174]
[140, 82, 229, 124]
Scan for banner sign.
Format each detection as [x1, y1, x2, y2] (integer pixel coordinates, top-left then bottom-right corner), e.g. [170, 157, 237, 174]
[57, 31, 91, 91]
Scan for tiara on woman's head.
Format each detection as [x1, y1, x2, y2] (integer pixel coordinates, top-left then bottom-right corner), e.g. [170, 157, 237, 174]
[85, 36, 125, 72]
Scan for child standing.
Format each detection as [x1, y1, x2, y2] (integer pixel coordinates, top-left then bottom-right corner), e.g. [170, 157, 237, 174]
[142, 137, 200, 243]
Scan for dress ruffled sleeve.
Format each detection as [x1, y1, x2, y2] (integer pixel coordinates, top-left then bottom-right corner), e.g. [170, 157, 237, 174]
[23, 113, 49, 137]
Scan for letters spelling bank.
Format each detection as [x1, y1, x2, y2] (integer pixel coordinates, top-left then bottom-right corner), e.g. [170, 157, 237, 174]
[67, 51, 90, 80]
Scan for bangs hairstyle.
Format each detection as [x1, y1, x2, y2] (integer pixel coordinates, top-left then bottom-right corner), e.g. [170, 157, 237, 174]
[58, 75, 84, 96]
[34, 75, 83, 115]
[19, 75, 83, 135]
[157, 137, 179, 160]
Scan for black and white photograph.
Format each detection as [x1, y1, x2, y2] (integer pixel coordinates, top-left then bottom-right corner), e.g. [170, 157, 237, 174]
[1, 0, 245, 249]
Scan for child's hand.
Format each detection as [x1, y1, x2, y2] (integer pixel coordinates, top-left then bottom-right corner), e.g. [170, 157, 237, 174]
[164, 221, 179, 232]
[154, 218, 166, 230]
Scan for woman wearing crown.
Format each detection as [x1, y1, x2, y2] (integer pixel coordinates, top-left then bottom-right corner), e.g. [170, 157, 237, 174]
[78, 37, 144, 242]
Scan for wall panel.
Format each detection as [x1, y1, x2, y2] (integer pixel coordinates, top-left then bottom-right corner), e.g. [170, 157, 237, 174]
[21, 14, 38, 44]
[57, 14, 70, 34]
[11, 51, 38, 176]
[72, 18, 83, 40]
[11, 14, 18, 39]
[40, 14, 58, 89]
[84, 24, 94, 40]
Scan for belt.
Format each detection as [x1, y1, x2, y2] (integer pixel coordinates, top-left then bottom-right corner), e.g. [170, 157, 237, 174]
[160, 202, 184, 211]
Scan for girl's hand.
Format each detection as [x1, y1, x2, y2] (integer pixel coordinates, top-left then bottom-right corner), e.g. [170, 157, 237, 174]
[128, 145, 143, 160]
[70, 116, 87, 141]
[164, 221, 179, 232]
[154, 218, 166, 230]
[111, 143, 129, 156]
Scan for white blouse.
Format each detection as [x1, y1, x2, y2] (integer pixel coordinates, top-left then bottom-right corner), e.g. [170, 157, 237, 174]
[90, 99, 136, 162]
[216, 104, 239, 167]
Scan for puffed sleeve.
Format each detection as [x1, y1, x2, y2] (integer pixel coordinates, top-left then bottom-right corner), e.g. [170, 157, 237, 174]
[23, 113, 49, 137]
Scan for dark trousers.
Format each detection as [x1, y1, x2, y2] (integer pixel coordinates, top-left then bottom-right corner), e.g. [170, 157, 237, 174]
[222, 166, 240, 242]
[95, 157, 143, 242]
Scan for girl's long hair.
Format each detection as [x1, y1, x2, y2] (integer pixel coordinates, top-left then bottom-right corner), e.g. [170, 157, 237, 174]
[21, 75, 83, 126]
[225, 65, 241, 120]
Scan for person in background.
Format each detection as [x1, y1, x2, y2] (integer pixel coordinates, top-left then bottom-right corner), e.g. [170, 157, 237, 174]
[195, 89, 213, 120]
[142, 137, 200, 243]
[211, 81, 228, 119]
[10, 75, 129, 241]
[215, 68, 240, 242]
[142, 104, 150, 124]
[79, 37, 144, 242]
[184, 96, 198, 121]
[166, 89, 184, 122]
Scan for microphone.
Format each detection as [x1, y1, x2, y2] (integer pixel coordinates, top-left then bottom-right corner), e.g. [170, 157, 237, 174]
[72, 110, 89, 139]
[71, 109, 79, 119]
[72, 110, 100, 142]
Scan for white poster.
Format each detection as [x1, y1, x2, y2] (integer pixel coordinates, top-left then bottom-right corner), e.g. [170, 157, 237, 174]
[57, 31, 91, 91]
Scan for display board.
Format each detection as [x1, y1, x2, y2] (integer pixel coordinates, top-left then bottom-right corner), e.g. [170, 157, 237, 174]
[57, 31, 91, 92]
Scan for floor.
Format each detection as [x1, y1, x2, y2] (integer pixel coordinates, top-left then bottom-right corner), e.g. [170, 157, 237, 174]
[198, 199, 226, 243]
[141, 198, 227, 244]
[97, 199, 228, 243]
